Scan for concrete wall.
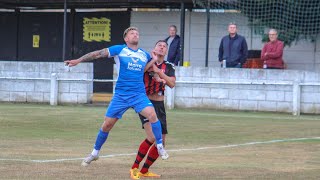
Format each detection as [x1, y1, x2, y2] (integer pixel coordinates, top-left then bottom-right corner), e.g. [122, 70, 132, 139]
[0, 61, 93, 104]
[131, 11, 320, 71]
[1, 61, 320, 114]
[173, 66, 320, 114]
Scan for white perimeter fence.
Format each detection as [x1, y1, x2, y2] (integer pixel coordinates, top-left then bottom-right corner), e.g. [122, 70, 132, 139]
[2, 73, 320, 116]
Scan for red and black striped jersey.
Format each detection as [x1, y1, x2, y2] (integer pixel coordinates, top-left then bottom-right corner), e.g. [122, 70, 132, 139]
[144, 61, 175, 96]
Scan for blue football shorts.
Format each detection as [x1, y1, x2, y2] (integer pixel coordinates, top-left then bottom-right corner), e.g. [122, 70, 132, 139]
[105, 93, 153, 119]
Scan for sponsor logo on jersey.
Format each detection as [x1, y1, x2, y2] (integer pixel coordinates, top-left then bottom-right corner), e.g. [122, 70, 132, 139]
[127, 61, 143, 71]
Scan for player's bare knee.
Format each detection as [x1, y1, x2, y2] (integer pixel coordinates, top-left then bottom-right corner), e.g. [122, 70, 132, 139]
[146, 111, 157, 123]
[101, 117, 116, 132]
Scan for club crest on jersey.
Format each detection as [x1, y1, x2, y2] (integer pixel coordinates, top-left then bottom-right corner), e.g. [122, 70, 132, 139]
[131, 57, 139, 63]
[137, 52, 147, 62]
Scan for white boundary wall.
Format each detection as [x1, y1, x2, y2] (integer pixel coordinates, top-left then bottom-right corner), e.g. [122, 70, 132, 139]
[166, 67, 320, 115]
[1, 62, 320, 115]
[0, 61, 93, 104]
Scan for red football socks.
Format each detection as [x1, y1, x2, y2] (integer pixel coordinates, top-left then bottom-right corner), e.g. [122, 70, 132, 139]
[140, 144, 159, 174]
[131, 139, 153, 169]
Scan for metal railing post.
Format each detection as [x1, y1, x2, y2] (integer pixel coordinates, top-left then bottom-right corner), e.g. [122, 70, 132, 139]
[165, 86, 175, 110]
[292, 80, 301, 116]
[50, 73, 58, 105]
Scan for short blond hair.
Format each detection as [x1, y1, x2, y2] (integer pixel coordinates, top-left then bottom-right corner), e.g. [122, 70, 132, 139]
[123, 27, 139, 38]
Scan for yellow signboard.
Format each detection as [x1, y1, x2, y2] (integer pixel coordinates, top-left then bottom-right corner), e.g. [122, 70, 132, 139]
[33, 35, 40, 48]
[83, 17, 111, 42]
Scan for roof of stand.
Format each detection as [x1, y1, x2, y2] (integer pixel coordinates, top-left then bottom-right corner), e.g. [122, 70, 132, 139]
[0, 0, 199, 10]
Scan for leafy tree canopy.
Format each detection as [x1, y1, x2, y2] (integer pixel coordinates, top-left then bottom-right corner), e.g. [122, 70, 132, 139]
[238, 0, 320, 46]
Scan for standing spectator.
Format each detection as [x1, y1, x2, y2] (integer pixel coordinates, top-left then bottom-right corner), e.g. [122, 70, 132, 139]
[165, 25, 181, 66]
[218, 22, 248, 68]
[261, 29, 285, 69]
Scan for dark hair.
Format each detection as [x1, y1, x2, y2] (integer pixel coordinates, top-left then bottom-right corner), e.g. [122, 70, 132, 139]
[155, 40, 168, 46]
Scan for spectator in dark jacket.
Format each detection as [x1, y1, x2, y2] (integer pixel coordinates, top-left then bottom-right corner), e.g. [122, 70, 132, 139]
[218, 22, 248, 68]
[165, 25, 180, 66]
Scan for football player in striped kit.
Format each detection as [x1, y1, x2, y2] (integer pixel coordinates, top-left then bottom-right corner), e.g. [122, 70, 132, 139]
[130, 40, 176, 179]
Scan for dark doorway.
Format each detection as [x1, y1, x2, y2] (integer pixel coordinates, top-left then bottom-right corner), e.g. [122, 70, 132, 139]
[18, 12, 72, 61]
[0, 12, 18, 60]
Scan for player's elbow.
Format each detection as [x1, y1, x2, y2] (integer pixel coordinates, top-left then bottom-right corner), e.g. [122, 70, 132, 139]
[167, 81, 175, 88]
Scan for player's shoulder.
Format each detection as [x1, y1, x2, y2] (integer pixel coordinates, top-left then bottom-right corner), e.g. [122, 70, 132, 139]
[107, 44, 127, 56]
[109, 44, 126, 49]
[108, 44, 126, 51]
[137, 48, 151, 59]
[138, 48, 149, 55]
[164, 61, 175, 70]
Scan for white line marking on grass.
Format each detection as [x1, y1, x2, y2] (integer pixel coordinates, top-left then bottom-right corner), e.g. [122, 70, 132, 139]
[172, 111, 320, 121]
[168, 137, 320, 152]
[1, 137, 319, 163]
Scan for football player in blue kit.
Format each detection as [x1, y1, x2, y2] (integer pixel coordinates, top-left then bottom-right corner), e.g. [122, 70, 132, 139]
[64, 27, 169, 168]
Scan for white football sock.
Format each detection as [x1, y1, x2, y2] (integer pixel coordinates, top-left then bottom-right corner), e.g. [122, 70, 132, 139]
[91, 149, 99, 156]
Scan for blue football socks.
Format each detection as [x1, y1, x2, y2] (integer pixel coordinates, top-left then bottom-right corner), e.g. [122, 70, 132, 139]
[94, 129, 109, 150]
[151, 120, 163, 145]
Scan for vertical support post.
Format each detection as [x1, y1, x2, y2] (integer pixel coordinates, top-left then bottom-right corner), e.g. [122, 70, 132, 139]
[70, 8, 76, 58]
[15, 8, 20, 60]
[50, 73, 58, 105]
[205, 0, 210, 67]
[292, 80, 301, 116]
[166, 87, 175, 110]
[62, 0, 67, 61]
[313, 34, 317, 71]
[180, 2, 185, 66]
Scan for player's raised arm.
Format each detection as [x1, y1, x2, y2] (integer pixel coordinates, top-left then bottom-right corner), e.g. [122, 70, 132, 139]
[152, 64, 176, 88]
[64, 48, 109, 67]
[144, 50, 158, 72]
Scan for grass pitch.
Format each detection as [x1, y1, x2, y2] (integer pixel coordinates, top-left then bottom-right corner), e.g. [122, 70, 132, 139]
[0, 103, 319, 179]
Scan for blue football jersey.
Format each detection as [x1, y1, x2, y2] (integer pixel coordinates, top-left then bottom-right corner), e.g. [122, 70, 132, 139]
[108, 45, 151, 97]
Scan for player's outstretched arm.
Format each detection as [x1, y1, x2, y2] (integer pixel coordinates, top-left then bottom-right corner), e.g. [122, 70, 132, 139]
[64, 48, 109, 67]
[144, 50, 158, 72]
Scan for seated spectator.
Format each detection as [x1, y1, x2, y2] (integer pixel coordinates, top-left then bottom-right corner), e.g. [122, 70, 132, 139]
[165, 25, 180, 66]
[261, 29, 285, 69]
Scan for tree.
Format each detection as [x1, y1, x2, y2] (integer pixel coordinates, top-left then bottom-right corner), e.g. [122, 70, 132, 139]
[239, 0, 320, 46]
